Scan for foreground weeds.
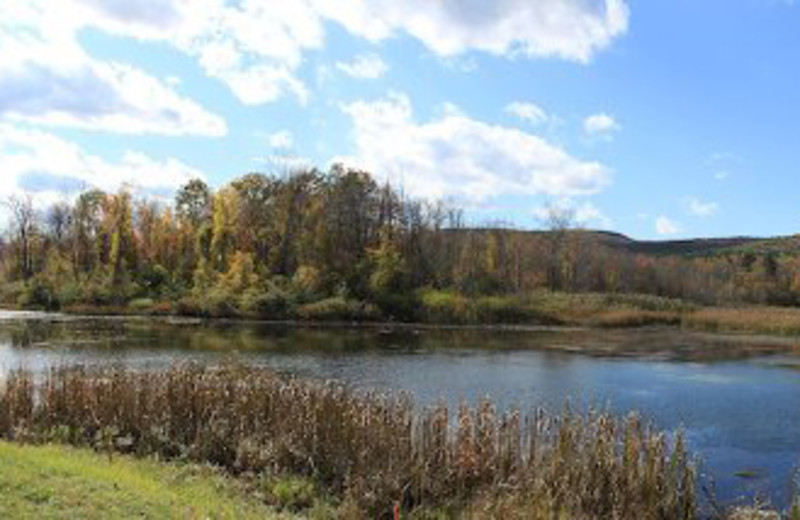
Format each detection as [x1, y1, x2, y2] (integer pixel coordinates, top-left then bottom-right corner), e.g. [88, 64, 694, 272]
[0, 363, 696, 518]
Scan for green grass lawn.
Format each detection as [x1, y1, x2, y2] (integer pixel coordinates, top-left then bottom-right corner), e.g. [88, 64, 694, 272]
[0, 441, 287, 519]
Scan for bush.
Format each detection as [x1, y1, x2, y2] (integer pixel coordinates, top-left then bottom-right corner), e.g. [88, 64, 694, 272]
[266, 475, 318, 511]
[418, 290, 559, 325]
[296, 297, 378, 322]
[139, 264, 171, 298]
[205, 288, 240, 318]
[291, 266, 323, 303]
[473, 296, 551, 324]
[17, 280, 60, 311]
[175, 296, 204, 317]
[240, 285, 294, 319]
[128, 298, 155, 312]
[0, 281, 26, 306]
[418, 289, 471, 324]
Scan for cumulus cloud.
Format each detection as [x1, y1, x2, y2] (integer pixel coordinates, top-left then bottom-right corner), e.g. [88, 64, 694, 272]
[316, 0, 629, 63]
[337, 93, 611, 203]
[0, 1, 226, 136]
[267, 130, 294, 149]
[336, 54, 388, 79]
[655, 216, 680, 236]
[686, 197, 719, 217]
[73, 0, 321, 105]
[0, 0, 317, 112]
[505, 102, 548, 125]
[575, 202, 613, 228]
[1, 0, 629, 115]
[533, 201, 612, 229]
[0, 123, 205, 203]
[583, 113, 620, 136]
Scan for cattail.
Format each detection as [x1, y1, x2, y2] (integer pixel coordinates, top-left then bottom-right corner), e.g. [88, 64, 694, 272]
[0, 363, 700, 518]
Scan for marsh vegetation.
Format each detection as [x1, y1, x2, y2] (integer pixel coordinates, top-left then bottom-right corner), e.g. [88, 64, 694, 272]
[0, 363, 701, 518]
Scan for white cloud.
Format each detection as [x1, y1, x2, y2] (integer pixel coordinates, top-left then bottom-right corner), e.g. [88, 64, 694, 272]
[268, 130, 294, 149]
[0, 2, 226, 136]
[0, 123, 204, 203]
[1, 0, 629, 116]
[707, 151, 741, 165]
[707, 152, 740, 181]
[655, 216, 680, 236]
[686, 197, 718, 217]
[505, 102, 548, 125]
[583, 113, 620, 136]
[0, 0, 318, 110]
[533, 201, 612, 229]
[337, 93, 611, 203]
[575, 202, 613, 228]
[316, 0, 629, 63]
[336, 53, 388, 79]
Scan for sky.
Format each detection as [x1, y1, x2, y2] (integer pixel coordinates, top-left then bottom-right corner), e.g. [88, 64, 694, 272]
[1, 0, 799, 239]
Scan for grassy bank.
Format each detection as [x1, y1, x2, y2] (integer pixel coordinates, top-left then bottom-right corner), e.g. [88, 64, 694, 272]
[0, 441, 285, 519]
[4, 285, 693, 325]
[53, 290, 800, 341]
[0, 363, 698, 519]
[684, 307, 800, 336]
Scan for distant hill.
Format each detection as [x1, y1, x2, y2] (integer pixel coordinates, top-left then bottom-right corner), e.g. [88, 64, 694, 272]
[453, 228, 800, 258]
[589, 231, 763, 257]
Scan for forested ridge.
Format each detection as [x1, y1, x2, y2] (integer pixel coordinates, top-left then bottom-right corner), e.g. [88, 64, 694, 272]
[2, 165, 800, 323]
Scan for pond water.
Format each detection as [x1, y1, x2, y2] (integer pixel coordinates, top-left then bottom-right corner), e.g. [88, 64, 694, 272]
[1, 310, 800, 509]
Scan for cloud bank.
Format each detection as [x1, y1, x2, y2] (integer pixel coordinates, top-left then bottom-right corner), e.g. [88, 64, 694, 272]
[337, 93, 611, 203]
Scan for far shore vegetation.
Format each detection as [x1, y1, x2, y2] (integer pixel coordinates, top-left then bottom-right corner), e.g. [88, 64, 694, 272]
[3, 167, 800, 339]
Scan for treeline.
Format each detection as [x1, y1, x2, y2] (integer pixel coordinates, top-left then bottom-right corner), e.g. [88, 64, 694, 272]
[1, 165, 799, 321]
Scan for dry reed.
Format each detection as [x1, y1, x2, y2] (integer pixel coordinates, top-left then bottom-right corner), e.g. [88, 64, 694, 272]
[0, 363, 696, 518]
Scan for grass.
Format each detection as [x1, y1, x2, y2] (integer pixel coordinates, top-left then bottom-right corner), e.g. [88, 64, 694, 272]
[0, 441, 286, 519]
[416, 289, 692, 327]
[0, 363, 697, 519]
[683, 307, 800, 336]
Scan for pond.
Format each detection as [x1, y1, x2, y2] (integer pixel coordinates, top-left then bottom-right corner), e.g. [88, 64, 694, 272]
[1, 310, 799, 509]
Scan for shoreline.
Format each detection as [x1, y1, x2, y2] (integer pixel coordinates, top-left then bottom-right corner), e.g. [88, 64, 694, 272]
[3, 305, 800, 361]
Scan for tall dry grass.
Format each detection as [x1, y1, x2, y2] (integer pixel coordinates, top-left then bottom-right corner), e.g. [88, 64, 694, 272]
[684, 307, 800, 336]
[0, 364, 696, 518]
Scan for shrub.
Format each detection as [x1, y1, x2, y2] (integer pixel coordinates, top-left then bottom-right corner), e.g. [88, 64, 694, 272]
[240, 285, 293, 319]
[0, 281, 26, 306]
[175, 296, 204, 317]
[266, 475, 318, 511]
[139, 264, 171, 297]
[419, 289, 471, 324]
[291, 266, 323, 303]
[296, 297, 378, 322]
[17, 280, 60, 311]
[419, 290, 560, 325]
[473, 296, 551, 324]
[128, 298, 155, 312]
[205, 288, 239, 318]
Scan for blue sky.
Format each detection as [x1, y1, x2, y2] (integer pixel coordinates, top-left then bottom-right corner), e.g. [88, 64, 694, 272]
[1, 0, 799, 239]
